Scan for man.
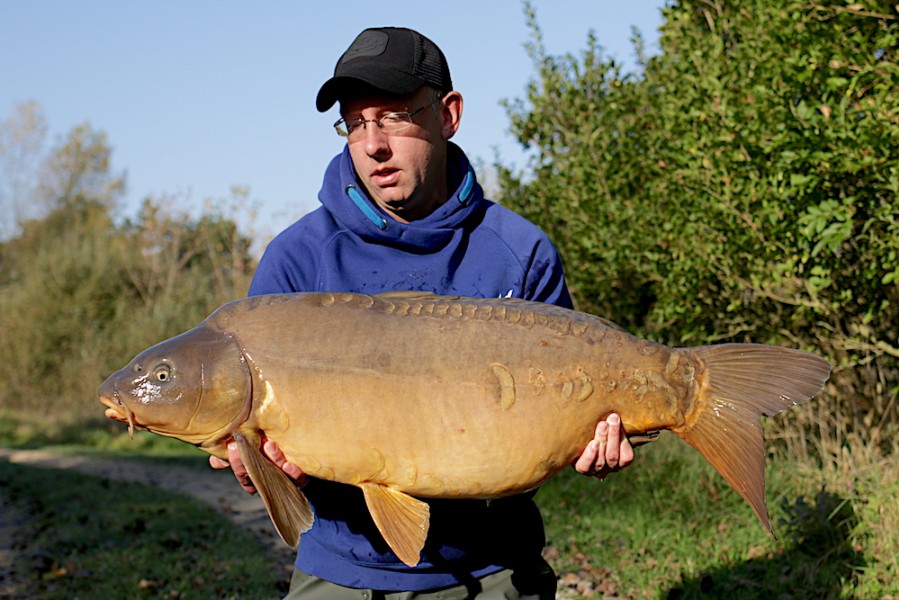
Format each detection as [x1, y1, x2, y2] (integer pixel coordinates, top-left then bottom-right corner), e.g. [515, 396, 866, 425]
[211, 27, 633, 599]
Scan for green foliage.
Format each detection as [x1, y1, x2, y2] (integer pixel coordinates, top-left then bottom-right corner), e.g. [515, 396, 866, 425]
[0, 120, 256, 418]
[499, 1, 899, 461]
[850, 463, 899, 597]
[0, 460, 281, 598]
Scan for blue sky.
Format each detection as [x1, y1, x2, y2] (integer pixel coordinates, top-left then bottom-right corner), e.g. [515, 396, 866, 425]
[1, 1, 665, 242]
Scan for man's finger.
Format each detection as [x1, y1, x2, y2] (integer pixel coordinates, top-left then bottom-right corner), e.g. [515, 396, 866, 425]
[593, 420, 609, 473]
[209, 455, 229, 470]
[604, 413, 621, 469]
[263, 439, 308, 486]
[227, 441, 257, 494]
[263, 439, 286, 467]
[574, 439, 599, 474]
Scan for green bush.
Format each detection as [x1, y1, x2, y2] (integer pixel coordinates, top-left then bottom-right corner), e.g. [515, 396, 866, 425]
[0, 123, 255, 419]
[499, 0, 899, 462]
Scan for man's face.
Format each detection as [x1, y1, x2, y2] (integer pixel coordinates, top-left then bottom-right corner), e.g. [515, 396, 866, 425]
[339, 86, 460, 223]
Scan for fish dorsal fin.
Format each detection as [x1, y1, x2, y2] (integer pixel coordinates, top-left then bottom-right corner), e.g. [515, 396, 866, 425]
[361, 483, 430, 567]
[234, 431, 314, 548]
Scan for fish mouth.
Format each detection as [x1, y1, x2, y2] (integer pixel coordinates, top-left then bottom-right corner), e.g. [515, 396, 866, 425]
[99, 386, 137, 438]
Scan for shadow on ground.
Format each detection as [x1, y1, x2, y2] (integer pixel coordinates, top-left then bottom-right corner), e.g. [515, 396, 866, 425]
[664, 488, 860, 599]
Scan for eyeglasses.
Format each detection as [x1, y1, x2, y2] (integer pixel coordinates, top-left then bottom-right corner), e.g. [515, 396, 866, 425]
[333, 97, 441, 138]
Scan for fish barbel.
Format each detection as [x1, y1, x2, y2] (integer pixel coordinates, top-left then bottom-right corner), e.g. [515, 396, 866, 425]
[98, 291, 831, 566]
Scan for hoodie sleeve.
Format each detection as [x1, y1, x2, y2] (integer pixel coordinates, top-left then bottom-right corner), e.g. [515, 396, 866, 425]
[247, 223, 321, 296]
[523, 238, 574, 309]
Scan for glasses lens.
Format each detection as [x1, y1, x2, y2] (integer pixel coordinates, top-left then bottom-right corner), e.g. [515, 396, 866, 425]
[334, 109, 424, 138]
[378, 113, 413, 133]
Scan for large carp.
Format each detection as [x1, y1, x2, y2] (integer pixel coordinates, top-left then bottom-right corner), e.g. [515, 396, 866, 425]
[99, 291, 831, 567]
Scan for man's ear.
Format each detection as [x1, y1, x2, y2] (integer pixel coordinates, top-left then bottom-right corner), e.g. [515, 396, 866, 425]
[440, 91, 463, 141]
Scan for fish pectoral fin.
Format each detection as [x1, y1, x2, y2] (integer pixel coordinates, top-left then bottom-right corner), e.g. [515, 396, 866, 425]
[361, 483, 430, 568]
[234, 432, 313, 548]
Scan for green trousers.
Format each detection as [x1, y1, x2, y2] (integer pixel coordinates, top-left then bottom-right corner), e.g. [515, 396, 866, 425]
[283, 560, 557, 600]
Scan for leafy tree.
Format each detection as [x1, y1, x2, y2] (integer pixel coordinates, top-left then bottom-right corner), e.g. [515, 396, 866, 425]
[34, 123, 125, 212]
[499, 1, 899, 455]
[0, 101, 48, 240]
[0, 119, 255, 418]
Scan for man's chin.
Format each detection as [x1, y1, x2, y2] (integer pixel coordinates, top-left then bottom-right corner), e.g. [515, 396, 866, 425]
[375, 195, 417, 222]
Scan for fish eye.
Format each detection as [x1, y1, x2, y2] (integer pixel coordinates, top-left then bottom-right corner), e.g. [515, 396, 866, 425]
[153, 364, 172, 382]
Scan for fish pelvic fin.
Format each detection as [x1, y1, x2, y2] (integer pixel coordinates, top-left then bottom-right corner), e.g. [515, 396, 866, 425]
[234, 431, 314, 548]
[675, 344, 831, 533]
[361, 483, 431, 567]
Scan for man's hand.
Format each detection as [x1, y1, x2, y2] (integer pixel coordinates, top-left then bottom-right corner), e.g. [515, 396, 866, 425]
[573, 413, 635, 480]
[209, 435, 307, 494]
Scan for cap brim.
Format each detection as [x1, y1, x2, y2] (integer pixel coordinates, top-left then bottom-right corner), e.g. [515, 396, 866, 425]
[315, 66, 426, 112]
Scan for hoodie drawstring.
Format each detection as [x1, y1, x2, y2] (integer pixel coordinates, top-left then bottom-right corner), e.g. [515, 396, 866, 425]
[345, 168, 474, 229]
[345, 185, 388, 230]
[459, 169, 474, 205]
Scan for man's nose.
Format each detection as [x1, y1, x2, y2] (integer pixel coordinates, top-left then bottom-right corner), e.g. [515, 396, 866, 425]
[362, 122, 390, 157]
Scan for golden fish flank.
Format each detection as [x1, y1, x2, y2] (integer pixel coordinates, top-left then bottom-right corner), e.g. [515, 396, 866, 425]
[98, 291, 831, 568]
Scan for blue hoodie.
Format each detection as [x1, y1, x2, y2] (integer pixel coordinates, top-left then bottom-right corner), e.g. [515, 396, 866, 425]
[249, 143, 572, 590]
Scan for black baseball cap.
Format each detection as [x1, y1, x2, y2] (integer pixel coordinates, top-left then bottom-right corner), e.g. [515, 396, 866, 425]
[316, 27, 453, 112]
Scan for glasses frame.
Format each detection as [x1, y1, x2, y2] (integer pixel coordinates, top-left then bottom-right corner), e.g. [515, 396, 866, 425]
[333, 95, 443, 138]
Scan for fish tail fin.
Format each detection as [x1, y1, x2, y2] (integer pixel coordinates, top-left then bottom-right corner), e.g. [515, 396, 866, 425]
[674, 344, 831, 532]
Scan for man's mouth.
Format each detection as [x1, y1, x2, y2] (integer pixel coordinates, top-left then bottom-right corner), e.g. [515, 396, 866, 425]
[370, 168, 399, 186]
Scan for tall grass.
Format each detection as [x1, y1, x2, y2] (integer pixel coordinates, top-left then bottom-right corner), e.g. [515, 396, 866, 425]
[541, 433, 897, 599]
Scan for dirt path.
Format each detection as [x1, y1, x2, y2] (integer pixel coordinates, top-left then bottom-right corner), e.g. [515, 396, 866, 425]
[1, 449, 590, 599]
[0, 448, 295, 587]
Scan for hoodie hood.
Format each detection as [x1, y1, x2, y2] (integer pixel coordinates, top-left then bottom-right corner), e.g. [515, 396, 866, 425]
[317, 142, 482, 251]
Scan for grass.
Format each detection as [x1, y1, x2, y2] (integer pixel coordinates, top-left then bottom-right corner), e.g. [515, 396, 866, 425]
[539, 433, 897, 599]
[0, 460, 283, 599]
[0, 409, 194, 456]
[3, 410, 898, 599]
[0, 410, 287, 598]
